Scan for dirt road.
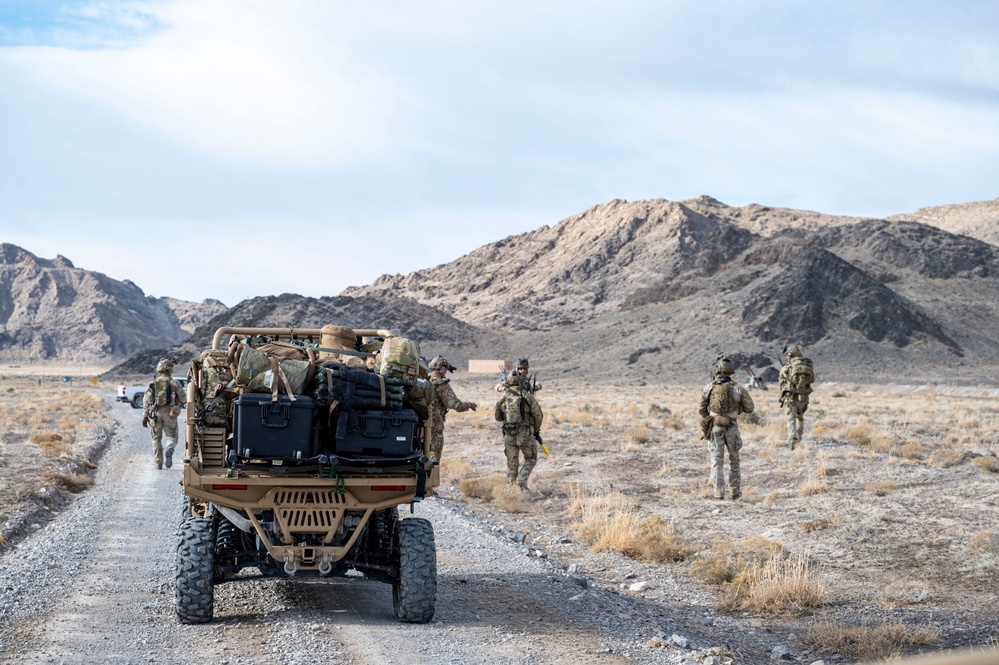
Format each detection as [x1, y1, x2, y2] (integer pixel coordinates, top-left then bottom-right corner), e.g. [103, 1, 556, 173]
[0, 395, 741, 665]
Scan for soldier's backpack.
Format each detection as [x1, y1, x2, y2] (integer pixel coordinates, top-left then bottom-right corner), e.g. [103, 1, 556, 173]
[196, 349, 233, 426]
[376, 336, 421, 379]
[708, 381, 735, 426]
[788, 357, 814, 394]
[502, 389, 526, 425]
[153, 375, 179, 407]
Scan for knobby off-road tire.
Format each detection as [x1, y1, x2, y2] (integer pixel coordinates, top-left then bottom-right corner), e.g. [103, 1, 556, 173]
[131, 393, 143, 409]
[175, 516, 215, 624]
[392, 517, 437, 623]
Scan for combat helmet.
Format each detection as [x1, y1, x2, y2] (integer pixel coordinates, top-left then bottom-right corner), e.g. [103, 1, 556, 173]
[156, 358, 176, 374]
[516, 358, 529, 370]
[783, 344, 802, 358]
[428, 355, 456, 373]
[715, 356, 735, 376]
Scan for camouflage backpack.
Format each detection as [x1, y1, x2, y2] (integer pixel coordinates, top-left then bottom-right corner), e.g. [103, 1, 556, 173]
[152, 376, 180, 409]
[788, 357, 814, 394]
[198, 349, 233, 426]
[502, 389, 526, 425]
[376, 336, 421, 379]
[708, 380, 734, 416]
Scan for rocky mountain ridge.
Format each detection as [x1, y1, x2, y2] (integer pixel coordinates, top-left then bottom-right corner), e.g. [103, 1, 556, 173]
[0, 243, 227, 364]
[342, 196, 999, 382]
[7, 194, 999, 383]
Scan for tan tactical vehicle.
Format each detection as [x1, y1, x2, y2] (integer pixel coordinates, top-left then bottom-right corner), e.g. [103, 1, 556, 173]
[175, 325, 438, 624]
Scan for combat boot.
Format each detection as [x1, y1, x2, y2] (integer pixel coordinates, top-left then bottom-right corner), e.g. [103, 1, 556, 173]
[165, 449, 173, 468]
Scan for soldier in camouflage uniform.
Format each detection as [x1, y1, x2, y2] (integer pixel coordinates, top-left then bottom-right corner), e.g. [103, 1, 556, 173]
[427, 355, 477, 463]
[699, 357, 755, 500]
[495, 358, 541, 393]
[494, 370, 544, 491]
[142, 358, 187, 470]
[779, 344, 813, 450]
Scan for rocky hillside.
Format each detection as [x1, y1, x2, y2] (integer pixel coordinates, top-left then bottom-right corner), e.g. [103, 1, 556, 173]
[103, 293, 491, 379]
[343, 197, 999, 382]
[0, 243, 227, 364]
[889, 197, 999, 246]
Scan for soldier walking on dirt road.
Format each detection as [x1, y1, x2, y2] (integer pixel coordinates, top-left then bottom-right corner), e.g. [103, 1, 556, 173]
[142, 358, 187, 470]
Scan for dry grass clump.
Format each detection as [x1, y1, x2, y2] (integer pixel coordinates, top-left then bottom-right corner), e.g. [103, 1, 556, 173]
[898, 442, 927, 460]
[967, 531, 999, 555]
[956, 415, 981, 430]
[811, 425, 830, 436]
[801, 517, 833, 533]
[28, 412, 53, 427]
[845, 422, 896, 454]
[973, 456, 999, 473]
[440, 457, 473, 484]
[625, 427, 653, 445]
[692, 537, 785, 588]
[865, 480, 899, 496]
[492, 482, 532, 513]
[44, 472, 94, 493]
[929, 449, 963, 468]
[717, 552, 823, 617]
[660, 416, 686, 430]
[567, 489, 691, 563]
[761, 491, 784, 506]
[29, 431, 72, 456]
[458, 473, 507, 501]
[800, 620, 939, 660]
[799, 477, 830, 496]
[689, 538, 742, 585]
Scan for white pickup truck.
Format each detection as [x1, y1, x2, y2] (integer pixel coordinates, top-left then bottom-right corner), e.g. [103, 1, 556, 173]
[117, 378, 188, 409]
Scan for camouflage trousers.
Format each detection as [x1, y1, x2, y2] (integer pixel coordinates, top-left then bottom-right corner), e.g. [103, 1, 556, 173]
[708, 424, 742, 498]
[503, 426, 538, 485]
[430, 413, 446, 463]
[149, 407, 180, 469]
[784, 395, 808, 447]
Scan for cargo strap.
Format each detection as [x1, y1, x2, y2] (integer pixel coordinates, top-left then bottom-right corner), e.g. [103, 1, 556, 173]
[268, 356, 297, 403]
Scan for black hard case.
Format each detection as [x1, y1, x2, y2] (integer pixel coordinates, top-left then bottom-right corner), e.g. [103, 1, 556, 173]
[233, 393, 316, 459]
[334, 409, 419, 458]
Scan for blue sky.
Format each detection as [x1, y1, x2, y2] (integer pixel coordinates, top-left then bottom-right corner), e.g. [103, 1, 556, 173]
[1, 1, 997, 306]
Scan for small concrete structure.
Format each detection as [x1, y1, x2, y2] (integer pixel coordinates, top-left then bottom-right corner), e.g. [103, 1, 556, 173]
[468, 359, 511, 374]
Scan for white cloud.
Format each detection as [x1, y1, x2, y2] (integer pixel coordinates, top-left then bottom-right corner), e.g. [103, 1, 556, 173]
[1, 1, 427, 166]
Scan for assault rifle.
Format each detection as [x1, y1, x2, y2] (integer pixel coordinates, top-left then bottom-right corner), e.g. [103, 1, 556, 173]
[523, 373, 542, 394]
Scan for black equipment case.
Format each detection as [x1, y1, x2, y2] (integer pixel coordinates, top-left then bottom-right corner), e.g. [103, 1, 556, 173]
[233, 393, 316, 459]
[335, 409, 419, 458]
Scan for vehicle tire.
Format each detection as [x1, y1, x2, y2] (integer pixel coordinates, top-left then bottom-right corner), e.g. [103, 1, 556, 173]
[175, 516, 215, 624]
[131, 393, 143, 409]
[392, 517, 437, 623]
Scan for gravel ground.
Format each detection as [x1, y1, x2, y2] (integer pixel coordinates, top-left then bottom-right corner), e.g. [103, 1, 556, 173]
[0, 395, 774, 665]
